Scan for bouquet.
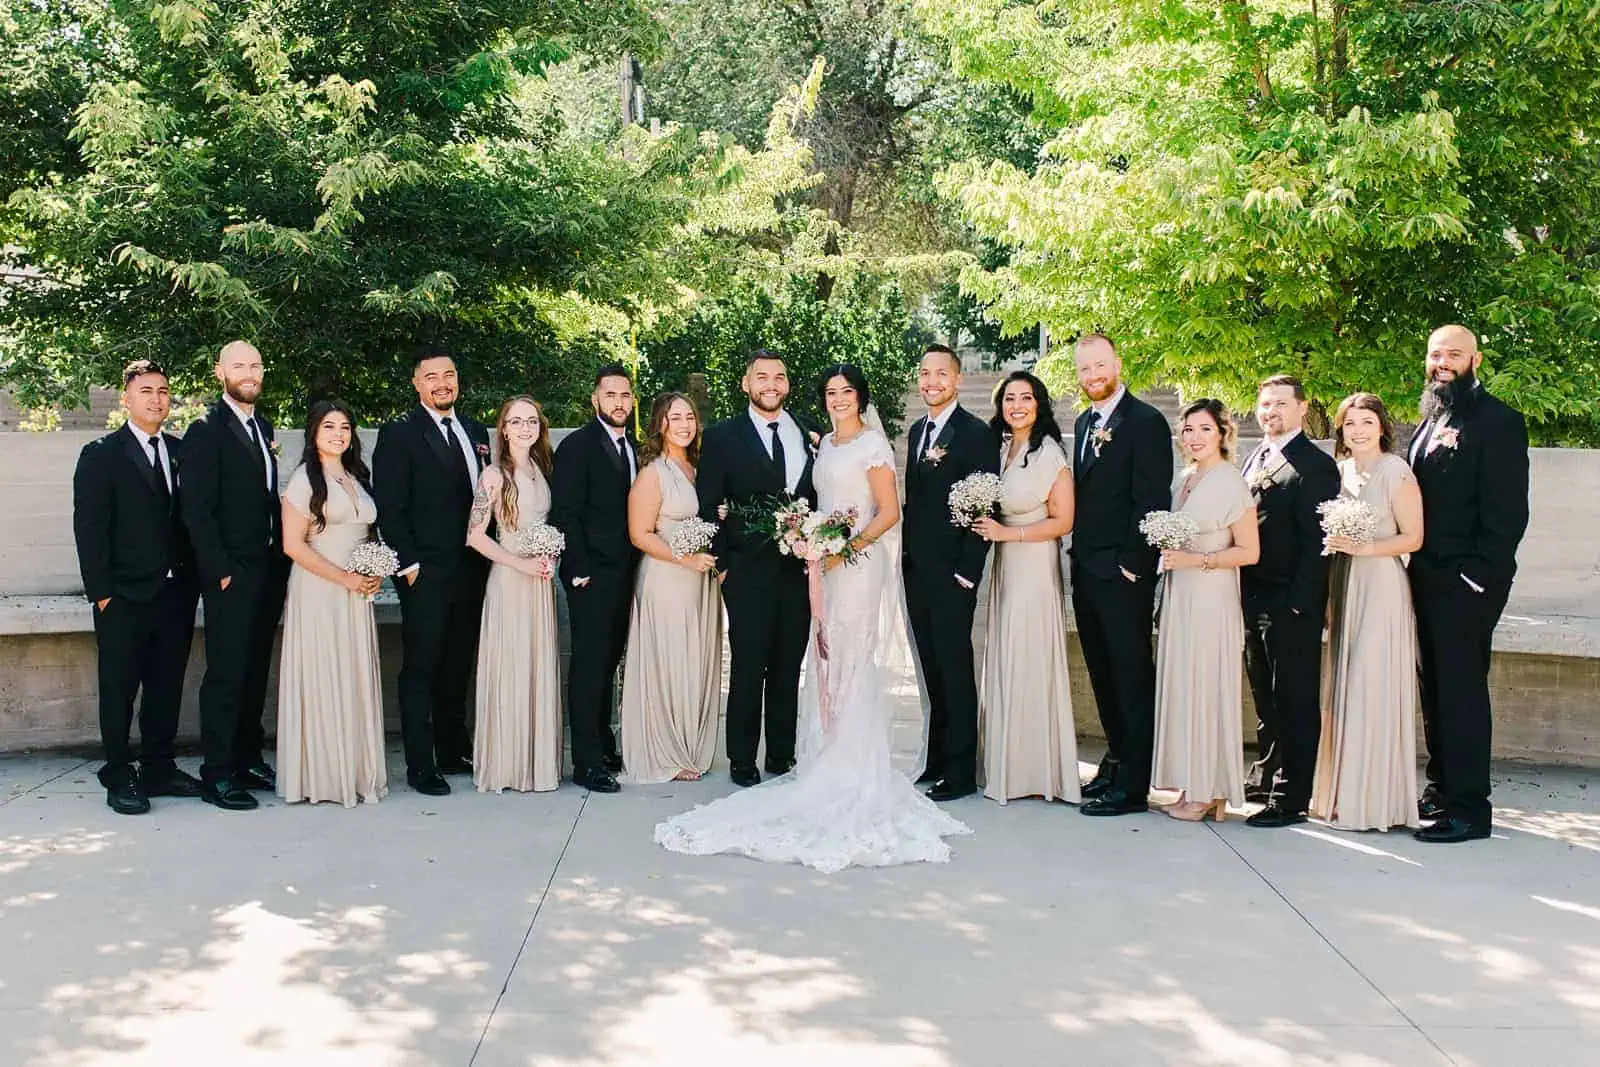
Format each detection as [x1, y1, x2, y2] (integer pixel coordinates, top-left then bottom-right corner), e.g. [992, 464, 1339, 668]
[666, 517, 718, 558]
[1139, 510, 1200, 551]
[948, 472, 1004, 528]
[1317, 496, 1378, 555]
[736, 496, 863, 565]
[508, 522, 566, 561]
[347, 539, 400, 578]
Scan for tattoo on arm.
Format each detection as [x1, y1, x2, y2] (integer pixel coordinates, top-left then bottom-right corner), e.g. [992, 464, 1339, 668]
[470, 485, 492, 530]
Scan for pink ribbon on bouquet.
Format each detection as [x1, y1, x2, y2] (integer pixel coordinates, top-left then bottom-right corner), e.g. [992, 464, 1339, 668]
[808, 558, 832, 731]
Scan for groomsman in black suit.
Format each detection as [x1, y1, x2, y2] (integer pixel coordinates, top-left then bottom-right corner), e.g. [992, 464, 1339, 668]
[1408, 325, 1529, 843]
[372, 350, 492, 796]
[180, 341, 289, 810]
[695, 350, 817, 788]
[1068, 334, 1174, 816]
[1239, 374, 1340, 828]
[550, 363, 641, 793]
[903, 344, 998, 801]
[72, 361, 202, 814]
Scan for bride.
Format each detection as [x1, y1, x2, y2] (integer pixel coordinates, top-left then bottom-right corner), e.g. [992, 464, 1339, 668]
[654, 364, 972, 873]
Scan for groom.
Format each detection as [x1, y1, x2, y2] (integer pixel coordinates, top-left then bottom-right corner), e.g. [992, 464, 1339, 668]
[903, 344, 998, 801]
[697, 349, 817, 787]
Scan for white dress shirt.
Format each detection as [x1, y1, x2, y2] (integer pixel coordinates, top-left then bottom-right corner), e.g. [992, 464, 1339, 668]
[131, 426, 174, 494]
[223, 394, 274, 490]
[748, 407, 806, 493]
[919, 402, 959, 461]
[424, 406, 481, 490]
[600, 419, 637, 484]
[1249, 429, 1303, 476]
[1080, 384, 1127, 463]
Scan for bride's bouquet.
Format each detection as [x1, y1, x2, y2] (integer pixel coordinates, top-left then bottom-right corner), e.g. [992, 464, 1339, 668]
[1139, 510, 1199, 551]
[666, 516, 718, 558]
[948, 472, 1003, 528]
[1317, 496, 1378, 555]
[508, 521, 566, 562]
[738, 496, 864, 565]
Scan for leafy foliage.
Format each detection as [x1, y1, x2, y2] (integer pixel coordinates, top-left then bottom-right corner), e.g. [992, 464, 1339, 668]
[918, 0, 1600, 441]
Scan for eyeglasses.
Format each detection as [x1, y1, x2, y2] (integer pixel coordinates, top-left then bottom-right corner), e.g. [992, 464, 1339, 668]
[504, 418, 541, 429]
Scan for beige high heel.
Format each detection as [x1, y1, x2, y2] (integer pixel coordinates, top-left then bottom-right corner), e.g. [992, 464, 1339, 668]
[1167, 797, 1227, 823]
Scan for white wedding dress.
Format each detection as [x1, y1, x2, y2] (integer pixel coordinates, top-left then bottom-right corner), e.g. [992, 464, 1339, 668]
[653, 427, 972, 873]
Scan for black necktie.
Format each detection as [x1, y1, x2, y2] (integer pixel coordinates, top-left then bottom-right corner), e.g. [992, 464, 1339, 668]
[441, 416, 474, 488]
[768, 421, 787, 486]
[920, 419, 935, 462]
[148, 436, 170, 502]
[245, 416, 270, 485]
[616, 435, 631, 480]
[1081, 411, 1101, 463]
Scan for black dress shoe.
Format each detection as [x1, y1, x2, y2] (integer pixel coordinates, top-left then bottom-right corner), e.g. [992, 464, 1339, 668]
[235, 763, 276, 791]
[140, 763, 202, 798]
[1414, 817, 1490, 844]
[1081, 758, 1119, 799]
[1246, 805, 1308, 828]
[201, 778, 259, 811]
[602, 754, 625, 775]
[1079, 789, 1148, 816]
[914, 766, 942, 786]
[437, 756, 473, 776]
[730, 763, 761, 788]
[574, 767, 621, 793]
[406, 770, 451, 796]
[106, 777, 151, 815]
[1417, 790, 1447, 822]
[764, 757, 796, 776]
[926, 778, 976, 802]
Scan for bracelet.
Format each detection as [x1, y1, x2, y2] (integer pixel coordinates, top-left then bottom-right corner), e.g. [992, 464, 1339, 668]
[1202, 552, 1215, 571]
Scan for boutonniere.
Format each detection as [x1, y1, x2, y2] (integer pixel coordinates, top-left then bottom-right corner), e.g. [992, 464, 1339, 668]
[1248, 466, 1276, 494]
[807, 431, 821, 453]
[267, 440, 281, 458]
[1431, 426, 1460, 452]
[475, 442, 491, 462]
[1091, 426, 1113, 456]
[923, 445, 947, 466]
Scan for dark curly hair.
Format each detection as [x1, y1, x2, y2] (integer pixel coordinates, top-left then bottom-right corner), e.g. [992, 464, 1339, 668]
[300, 398, 372, 533]
[816, 363, 871, 415]
[989, 371, 1062, 466]
[1333, 393, 1395, 457]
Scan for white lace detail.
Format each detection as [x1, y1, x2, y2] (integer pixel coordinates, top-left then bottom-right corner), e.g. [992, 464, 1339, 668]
[654, 428, 970, 873]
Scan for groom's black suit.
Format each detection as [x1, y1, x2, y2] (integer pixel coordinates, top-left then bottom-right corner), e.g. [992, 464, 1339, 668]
[1408, 385, 1528, 827]
[697, 411, 817, 771]
[1239, 432, 1339, 813]
[373, 406, 492, 776]
[903, 405, 998, 789]
[1069, 391, 1172, 798]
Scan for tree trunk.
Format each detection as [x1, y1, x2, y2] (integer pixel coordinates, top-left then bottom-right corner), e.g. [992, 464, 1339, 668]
[1222, 1, 1275, 104]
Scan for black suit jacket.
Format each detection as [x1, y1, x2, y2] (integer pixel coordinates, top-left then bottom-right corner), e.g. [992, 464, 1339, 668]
[372, 407, 492, 582]
[903, 405, 998, 586]
[1409, 387, 1529, 593]
[695, 412, 818, 580]
[179, 401, 283, 587]
[549, 417, 643, 587]
[1239, 432, 1340, 616]
[1069, 392, 1173, 582]
[73, 425, 197, 603]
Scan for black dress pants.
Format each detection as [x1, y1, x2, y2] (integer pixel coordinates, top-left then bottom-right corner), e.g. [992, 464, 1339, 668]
[198, 562, 286, 781]
[93, 579, 198, 782]
[396, 567, 485, 774]
[1243, 606, 1323, 812]
[904, 557, 982, 787]
[1071, 565, 1157, 795]
[720, 563, 809, 769]
[565, 571, 632, 774]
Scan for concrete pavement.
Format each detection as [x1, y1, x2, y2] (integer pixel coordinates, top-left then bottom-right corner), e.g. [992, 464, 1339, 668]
[2, 736, 1596, 1067]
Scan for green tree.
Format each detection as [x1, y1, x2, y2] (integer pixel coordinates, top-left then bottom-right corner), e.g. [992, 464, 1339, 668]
[1, 0, 818, 427]
[919, 0, 1600, 440]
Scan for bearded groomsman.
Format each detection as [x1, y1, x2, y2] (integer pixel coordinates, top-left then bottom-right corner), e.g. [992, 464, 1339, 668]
[1069, 334, 1173, 817]
[73, 360, 202, 814]
[903, 344, 997, 801]
[550, 363, 642, 794]
[373, 349, 492, 796]
[180, 341, 289, 810]
[1408, 325, 1529, 843]
[1239, 375, 1340, 828]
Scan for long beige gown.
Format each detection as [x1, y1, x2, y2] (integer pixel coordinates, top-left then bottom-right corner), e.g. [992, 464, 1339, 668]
[1152, 462, 1252, 807]
[979, 437, 1080, 804]
[620, 457, 723, 783]
[473, 466, 562, 793]
[276, 466, 387, 807]
[1311, 454, 1421, 830]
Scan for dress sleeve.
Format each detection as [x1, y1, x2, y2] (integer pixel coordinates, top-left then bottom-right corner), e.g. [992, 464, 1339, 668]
[282, 466, 313, 519]
[864, 430, 895, 472]
[1383, 453, 1416, 507]
[1038, 438, 1068, 484]
[1221, 468, 1253, 526]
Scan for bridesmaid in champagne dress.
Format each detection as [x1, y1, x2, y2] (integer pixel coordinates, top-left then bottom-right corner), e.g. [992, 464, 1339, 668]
[1152, 399, 1259, 822]
[1313, 394, 1425, 830]
[620, 393, 723, 783]
[973, 372, 1080, 804]
[467, 397, 562, 793]
[277, 400, 387, 807]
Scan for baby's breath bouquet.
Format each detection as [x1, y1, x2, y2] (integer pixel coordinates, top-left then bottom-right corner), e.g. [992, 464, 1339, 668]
[347, 539, 399, 578]
[948, 472, 1004, 528]
[509, 522, 566, 561]
[667, 517, 718, 558]
[1139, 510, 1200, 551]
[1317, 497, 1378, 555]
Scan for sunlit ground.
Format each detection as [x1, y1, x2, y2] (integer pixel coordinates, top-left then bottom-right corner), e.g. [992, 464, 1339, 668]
[1, 745, 1595, 1067]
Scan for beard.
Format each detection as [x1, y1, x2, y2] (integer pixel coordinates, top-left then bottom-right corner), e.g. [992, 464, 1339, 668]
[1081, 379, 1118, 403]
[223, 378, 261, 404]
[1419, 368, 1477, 421]
[748, 392, 785, 414]
[596, 406, 630, 429]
